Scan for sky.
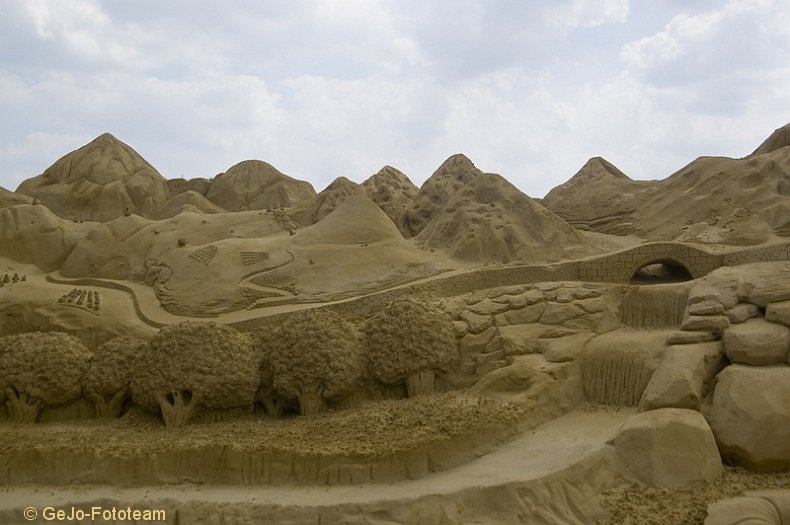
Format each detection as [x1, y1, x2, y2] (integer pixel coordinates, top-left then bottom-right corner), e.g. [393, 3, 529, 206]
[1, 0, 789, 197]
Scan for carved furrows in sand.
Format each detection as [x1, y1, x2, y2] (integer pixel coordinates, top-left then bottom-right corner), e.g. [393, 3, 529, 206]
[188, 245, 218, 266]
[57, 288, 101, 313]
[240, 251, 270, 265]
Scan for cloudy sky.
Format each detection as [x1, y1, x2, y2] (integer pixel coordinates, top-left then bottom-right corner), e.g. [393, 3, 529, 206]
[1, 0, 789, 197]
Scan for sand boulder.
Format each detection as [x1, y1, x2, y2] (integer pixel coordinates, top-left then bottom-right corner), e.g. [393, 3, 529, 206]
[639, 342, 725, 411]
[612, 408, 723, 488]
[708, 364, 790, 471]
[723, 318, 790, 366]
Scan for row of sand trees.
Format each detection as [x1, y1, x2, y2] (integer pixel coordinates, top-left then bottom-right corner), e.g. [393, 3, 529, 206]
[0, 296, 459, 428]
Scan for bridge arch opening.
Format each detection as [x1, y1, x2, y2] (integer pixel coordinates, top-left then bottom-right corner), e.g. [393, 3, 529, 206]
[630, 259, 693, 284]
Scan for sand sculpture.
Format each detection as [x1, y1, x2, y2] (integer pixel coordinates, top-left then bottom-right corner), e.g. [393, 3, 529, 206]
[0, 124, 790, 523]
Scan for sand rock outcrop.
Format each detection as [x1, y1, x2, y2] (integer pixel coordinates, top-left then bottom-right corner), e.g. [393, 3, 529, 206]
[16, 133, 170, 222]
[361, 165, 418, 234]
[639, 342, 725, 411]
[705, 491, 790, 525]
[204, 160, 315, 211]
[708, 364, 790, 471]
[723, 318, 790, 366]
[612, 408, 723, 488]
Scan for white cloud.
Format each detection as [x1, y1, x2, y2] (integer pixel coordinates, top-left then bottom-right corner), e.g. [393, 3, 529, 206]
[547, 0, 630, 30]
[1, 0, 789, 200]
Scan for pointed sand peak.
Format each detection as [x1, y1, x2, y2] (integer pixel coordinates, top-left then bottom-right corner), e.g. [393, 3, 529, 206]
[751, 122, 790, 156]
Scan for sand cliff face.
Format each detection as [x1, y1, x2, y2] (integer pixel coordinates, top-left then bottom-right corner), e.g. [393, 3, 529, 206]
[16, 133, 170, 222]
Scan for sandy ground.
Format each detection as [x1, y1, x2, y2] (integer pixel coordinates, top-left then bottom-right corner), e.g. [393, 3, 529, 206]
[597, 467, 790, 525]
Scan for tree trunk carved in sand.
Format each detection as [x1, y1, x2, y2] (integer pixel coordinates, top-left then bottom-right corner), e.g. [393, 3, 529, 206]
[156, 390, 199, 428]
[298, 390, 323, 416]
[90, 386, 129, 418]
[4, 388, 43, 423]
[405, 370, 435, 397]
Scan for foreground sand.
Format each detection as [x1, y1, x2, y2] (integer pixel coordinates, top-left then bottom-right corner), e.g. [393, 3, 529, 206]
[598, 468, 790, 525]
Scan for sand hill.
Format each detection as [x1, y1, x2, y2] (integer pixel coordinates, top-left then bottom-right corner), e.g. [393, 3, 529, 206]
[543, 125, 790, 244]
[166, 177, 212, 197]
[542, 157, 658, 236]
[291, 177, 365, 226]
[405, 154, 483, 237]
[16, 133, 170, 222]
[0, 186, 32, 208]
[204, 160, 316, 212]
[361, 165, 418, 235]
[0, 204, 93, 271]
[416, 171, 593, 263]
[751, 122, 790, 156]
[154, 191, 226, 220]
[294, 194, 403, 246]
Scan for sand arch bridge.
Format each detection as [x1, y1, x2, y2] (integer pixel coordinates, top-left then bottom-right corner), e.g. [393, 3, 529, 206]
[575, 242, 722, 284]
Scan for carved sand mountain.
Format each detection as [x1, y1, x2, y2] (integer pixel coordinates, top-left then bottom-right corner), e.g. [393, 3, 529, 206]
[291, 176, 366, 226]
[361, 165, 418, 235]
[416, 171, 593, 263]
[405, 154, 483, 237]
[154, 191, 226, 220]
[0, 186, 32, 208]
[16, 133, 170, 222]
[294, 194, 403, 245]
[751, 122, 790, 156]
[166, 177, 212, 197]
[543, 123, 790, 243]
[204, 160, 316, 211]
[542, 157, 658, 236]
[635, 146, 790, 242]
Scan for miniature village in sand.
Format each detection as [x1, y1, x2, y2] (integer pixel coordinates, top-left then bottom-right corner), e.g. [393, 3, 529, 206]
[1, 123, 790, 524]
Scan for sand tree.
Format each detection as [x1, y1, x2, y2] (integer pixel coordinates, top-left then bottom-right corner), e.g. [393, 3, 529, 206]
[0, 332, 92, 423]
[83, 337, 146, 418]
[251, 330, 288, 417]
[269, 309, 364, 416]
[364, 296, 459, 397]
[130, 321, 260, 428]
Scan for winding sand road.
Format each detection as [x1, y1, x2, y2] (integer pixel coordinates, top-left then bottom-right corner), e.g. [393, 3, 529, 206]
[0, 408, 633, 525]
